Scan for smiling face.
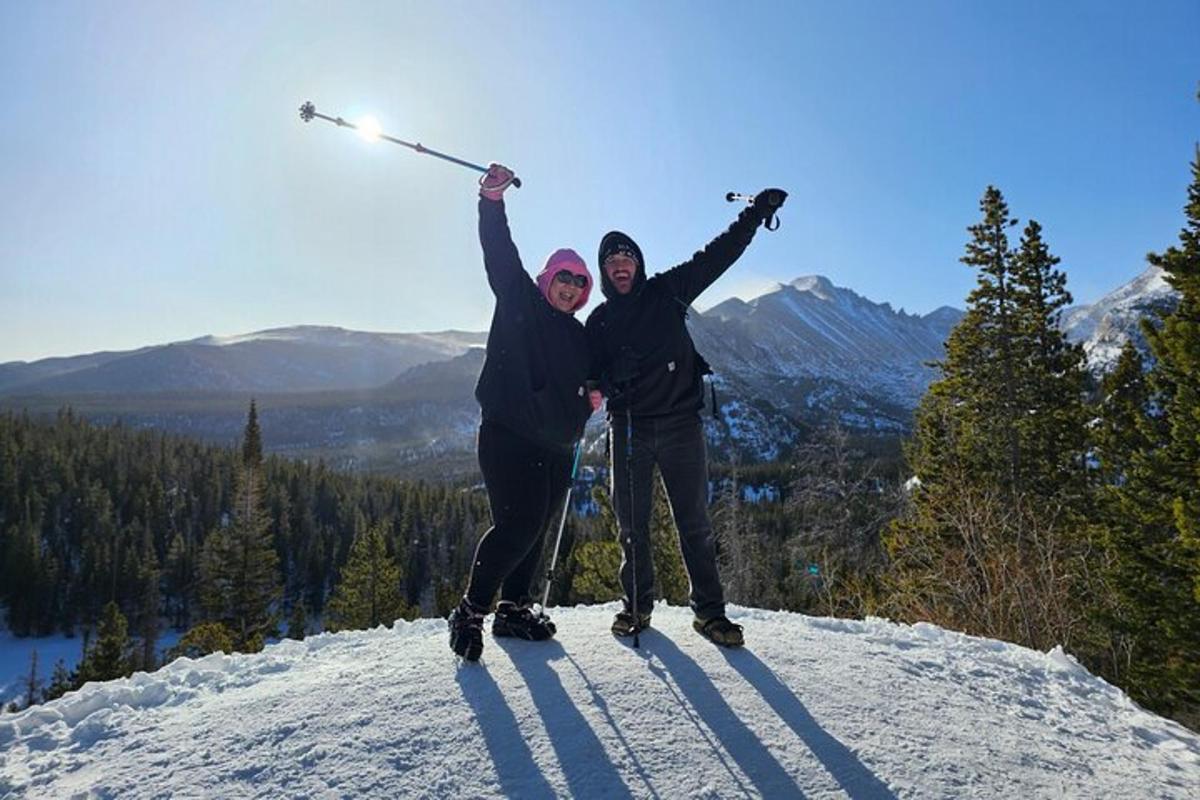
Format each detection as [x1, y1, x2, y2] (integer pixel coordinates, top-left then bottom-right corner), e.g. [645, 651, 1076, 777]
[603, 254, 638, 295]
[548, 270, 584, 313]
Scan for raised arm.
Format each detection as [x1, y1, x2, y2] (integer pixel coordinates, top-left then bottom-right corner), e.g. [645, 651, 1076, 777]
[478, 198, 526, 298]
[658, 189, 787, 306]
[477, 164, 527, 299]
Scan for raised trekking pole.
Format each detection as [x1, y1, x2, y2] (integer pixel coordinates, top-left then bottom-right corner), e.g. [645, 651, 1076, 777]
[726, 189, 785, 230]
[540, 438, 585, 611]
[298, 101, 522, 187]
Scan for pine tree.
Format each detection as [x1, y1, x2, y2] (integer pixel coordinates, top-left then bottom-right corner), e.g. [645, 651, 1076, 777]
[650, 471, 689, 606]
[1101, 148, 1200, 723]
[325, 524, 410, 631]
[568, 486, 625, 604]
[167, 621, 235, 661]
[1010, 218, 1089, 500]
[24, 650, 42, 708]
[164, 531, 192, 629]
[954, 185, 1023, 490]
[133, 523, 161, 672]
[1093, 342, 1150, 484]
[78, 601, 131, 684]
[243, 398, 263, 467]
[1141, 147, 1200, 603]
[197, 403, 281, 652]
[886, 187, 1094, 649]
[43, 659, 77, 703]
[3, 501, 42, 636]
[286, 596, 308, 640]
[713, 456, 753, 603]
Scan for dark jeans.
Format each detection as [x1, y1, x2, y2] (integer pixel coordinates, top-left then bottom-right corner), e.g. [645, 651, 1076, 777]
[466, 421, 573, 609]
[610, 410, 725, 619]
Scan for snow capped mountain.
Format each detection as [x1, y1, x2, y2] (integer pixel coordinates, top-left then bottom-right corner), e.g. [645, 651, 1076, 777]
[2, 603, 1196, 798]
[0, 327, 486, 395]
[687, 276, 960, 447]
[1061, 265, 1178, 373]
[697, 275, 959, 405]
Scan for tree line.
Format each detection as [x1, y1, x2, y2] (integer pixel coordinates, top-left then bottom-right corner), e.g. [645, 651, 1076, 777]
[0, 400, 492, 706]
[879, 154, 1200, 730]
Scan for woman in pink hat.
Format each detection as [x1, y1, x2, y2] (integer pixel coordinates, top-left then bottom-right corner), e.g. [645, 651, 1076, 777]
[448, 163, 598, 661]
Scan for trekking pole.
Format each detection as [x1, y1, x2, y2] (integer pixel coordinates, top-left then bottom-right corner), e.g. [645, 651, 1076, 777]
[540, 438, 585, 611]
[298, 101, 522, 187]
[626, 403, 640, 649]
[726, 189, 785, 230]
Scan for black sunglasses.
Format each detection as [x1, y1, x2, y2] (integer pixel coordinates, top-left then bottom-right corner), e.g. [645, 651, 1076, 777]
[554, 271, 588, 289]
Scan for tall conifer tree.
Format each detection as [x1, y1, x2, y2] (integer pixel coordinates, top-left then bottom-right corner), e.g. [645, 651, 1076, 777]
[1103, 148, 1200, 722]
[197, 402, 281, 652]
[887, 187, 1093, 648]
[325, 524, 410, 631]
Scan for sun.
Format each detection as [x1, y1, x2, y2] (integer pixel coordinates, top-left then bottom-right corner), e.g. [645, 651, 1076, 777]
[356, 116, 382, 142]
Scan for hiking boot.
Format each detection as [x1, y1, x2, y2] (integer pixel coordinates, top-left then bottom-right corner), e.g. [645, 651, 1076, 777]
[492, 602, 556, 641]
[448, 597, 486, 661]
[694, 614, 744, 648]
[611, 609, 652, 637]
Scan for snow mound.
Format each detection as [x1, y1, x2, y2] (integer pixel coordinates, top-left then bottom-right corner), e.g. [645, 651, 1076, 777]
[1, 604, 1197, 798]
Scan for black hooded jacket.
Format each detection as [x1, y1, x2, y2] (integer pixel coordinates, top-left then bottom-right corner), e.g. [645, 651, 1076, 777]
[585, 207, 761, 418]
[474, 198, 592, 451]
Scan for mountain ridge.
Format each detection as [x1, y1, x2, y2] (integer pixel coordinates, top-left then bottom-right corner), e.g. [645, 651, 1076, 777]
[1, 266, 1176, 468]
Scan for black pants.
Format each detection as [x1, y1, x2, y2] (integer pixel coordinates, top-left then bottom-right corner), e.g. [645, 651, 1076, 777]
[466, 421, 573, 609]
[610, 410, 725, 619]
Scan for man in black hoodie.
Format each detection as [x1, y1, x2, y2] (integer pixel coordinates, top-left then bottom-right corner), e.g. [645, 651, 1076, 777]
[586, 189, 786, 647]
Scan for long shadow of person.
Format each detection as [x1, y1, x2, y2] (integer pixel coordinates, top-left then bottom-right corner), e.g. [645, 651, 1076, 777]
[455, 662, 557, 799]
[720, 648, 897, 799]
[494, 638, 647, 799]
[643, 631, 807, 798]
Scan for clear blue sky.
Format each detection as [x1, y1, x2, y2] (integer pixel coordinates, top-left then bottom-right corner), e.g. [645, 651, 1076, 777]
[2, 1, 1198, 363]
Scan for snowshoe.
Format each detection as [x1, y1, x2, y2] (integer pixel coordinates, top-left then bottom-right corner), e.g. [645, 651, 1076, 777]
[694, 615, 744, 648]
[448, 597, 486, 661]
[492, 602, 556, 641]
[611, 609, 652, 637]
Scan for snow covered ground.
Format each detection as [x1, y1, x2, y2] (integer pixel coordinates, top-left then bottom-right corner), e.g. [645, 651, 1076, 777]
[0, 628, 182, 711]
[1, 603, 1197, 799]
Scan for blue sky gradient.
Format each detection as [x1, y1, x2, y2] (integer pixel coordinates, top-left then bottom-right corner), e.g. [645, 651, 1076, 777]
[2, 1, 1198, 362]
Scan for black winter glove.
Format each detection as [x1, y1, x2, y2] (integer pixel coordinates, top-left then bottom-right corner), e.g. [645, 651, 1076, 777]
[752, 188, 788, 220]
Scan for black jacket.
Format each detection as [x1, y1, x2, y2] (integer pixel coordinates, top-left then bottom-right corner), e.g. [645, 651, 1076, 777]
[474, 199, 592, 451]
[586, 208, 761, 418]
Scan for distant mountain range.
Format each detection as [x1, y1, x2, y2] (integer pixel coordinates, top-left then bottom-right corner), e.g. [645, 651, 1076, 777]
[1, 267, 1177, 470]
[0, 327, 485, 395]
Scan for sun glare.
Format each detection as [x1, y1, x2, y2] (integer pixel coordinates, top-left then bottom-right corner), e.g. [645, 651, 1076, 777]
[356, 116, 382, 142]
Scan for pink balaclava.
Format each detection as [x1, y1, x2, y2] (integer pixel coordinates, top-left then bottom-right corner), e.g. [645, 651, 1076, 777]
[535, 248, 592, 312]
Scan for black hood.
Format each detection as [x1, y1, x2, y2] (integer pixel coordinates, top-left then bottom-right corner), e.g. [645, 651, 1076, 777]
[598, 230, 646, 300]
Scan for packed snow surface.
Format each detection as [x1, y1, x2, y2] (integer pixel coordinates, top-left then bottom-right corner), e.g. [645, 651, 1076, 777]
[2, 603, 1197, 799]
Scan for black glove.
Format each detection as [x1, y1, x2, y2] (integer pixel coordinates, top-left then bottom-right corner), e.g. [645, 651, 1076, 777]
[752, 188, 788, 220]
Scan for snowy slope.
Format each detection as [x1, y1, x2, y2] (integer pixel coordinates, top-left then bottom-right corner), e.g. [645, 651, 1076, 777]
[2, 604, 1196, 799]
[1061, 265, 1178, 373]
